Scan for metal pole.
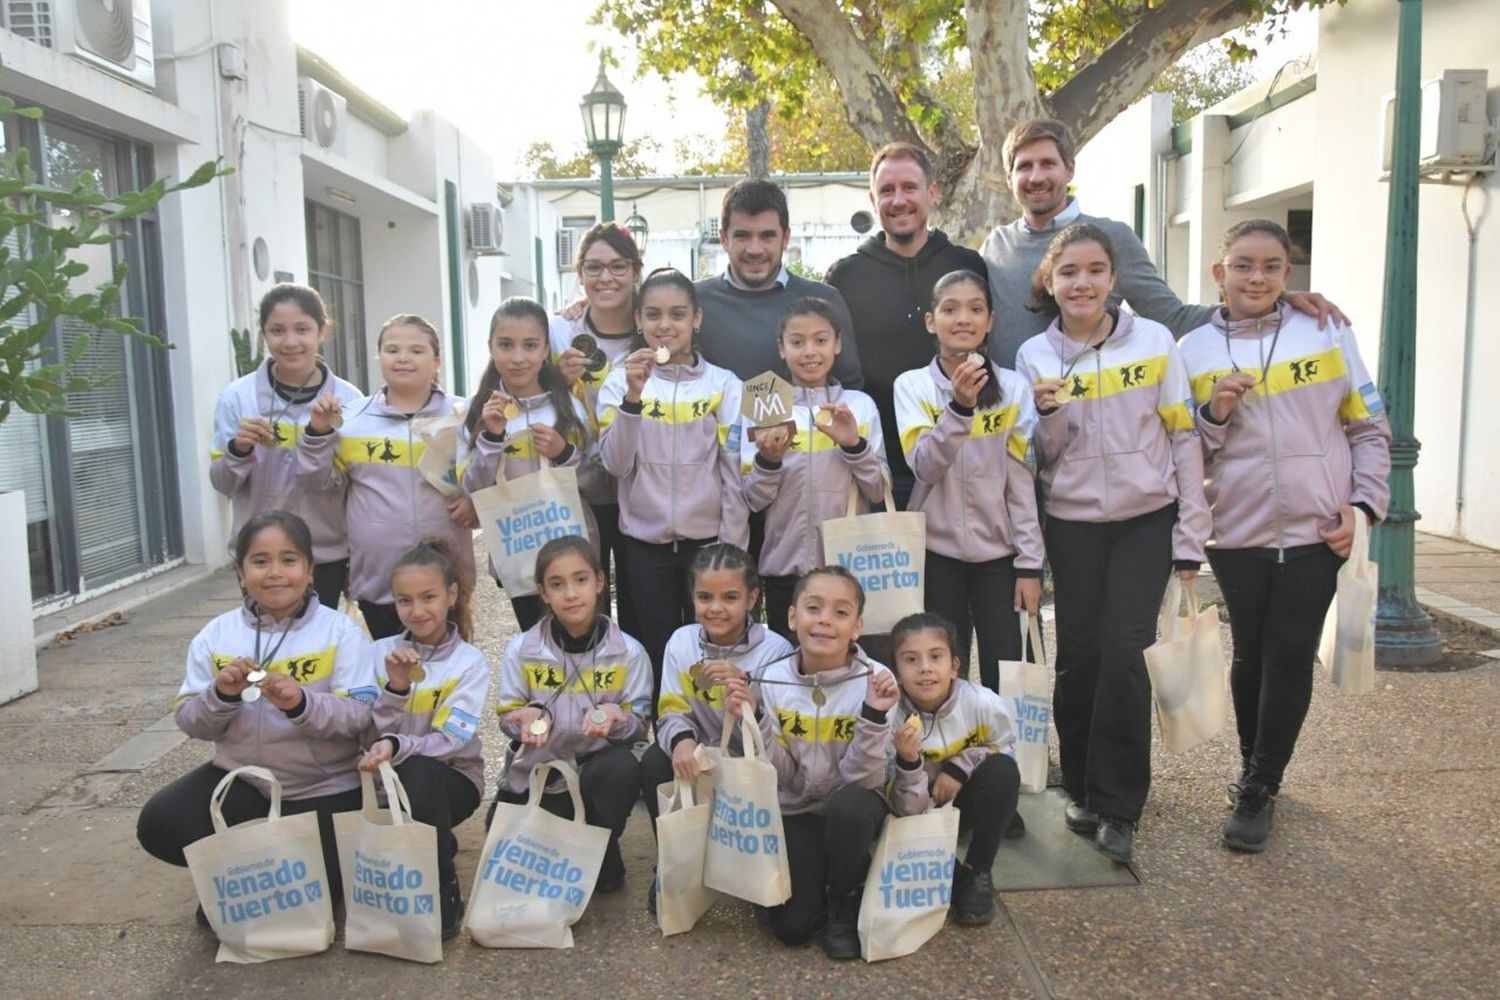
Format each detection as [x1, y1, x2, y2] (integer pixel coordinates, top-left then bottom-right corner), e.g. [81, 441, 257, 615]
[1372, 0, 1441, 667]
[599, 151, 616, 223]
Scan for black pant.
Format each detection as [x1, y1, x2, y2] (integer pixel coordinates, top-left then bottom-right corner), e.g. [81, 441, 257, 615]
[1208, 546, 1342, 794]
[767, 785, 888, 946]
[358, 600, 405, 640]
[621, 535, 713, 705]
[312, 559, 349, 611]
[593, 503, 640, 636]
[1045, 503, 1175, 823]
[640, 742, 675, 831]
[392, 756, 480, 889]
[506, 591, 544, 632]
[489, 745, 642, 881]
[924, 551, 1026, 692]
[136, 761, 362, 899]
[955, 753, 1021, 872]
[764, 575, 797, 640]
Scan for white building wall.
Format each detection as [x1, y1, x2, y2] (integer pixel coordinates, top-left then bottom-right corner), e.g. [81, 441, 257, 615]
[1316, 0, 1500, 545]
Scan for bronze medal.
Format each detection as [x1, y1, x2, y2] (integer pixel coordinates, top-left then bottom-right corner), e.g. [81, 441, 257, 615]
[586, 348, 608, 372]
[811, 686, 827, 707]
[571, 333, 599, 356]
[688, 661, 707, 682]
[328, 409, 343, 430]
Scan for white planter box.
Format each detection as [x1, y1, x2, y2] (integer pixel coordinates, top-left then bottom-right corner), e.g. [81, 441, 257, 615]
[0, 490, 38, 705]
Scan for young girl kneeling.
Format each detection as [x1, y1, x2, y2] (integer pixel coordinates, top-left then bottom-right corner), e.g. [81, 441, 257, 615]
[723, 566, 903, 960]
[888, 612, 1021, 927]
[492, 536, 653, 892]
[136, 511, 376, 912]
[360, 540, 491, 939]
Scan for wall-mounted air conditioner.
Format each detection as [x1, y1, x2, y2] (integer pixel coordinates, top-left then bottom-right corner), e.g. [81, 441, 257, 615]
[298, 77, 348, 156]
[467, 203, 504, 255]
[1381, 69, 1493, 175]
[4, 0, 156, 90]
[557, 228, 580, 270]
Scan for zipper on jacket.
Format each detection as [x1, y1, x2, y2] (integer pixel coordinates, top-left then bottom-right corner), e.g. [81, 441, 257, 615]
[1257, 326, 1287, 562]
[670, 375, 679, 552]
[805, 400, 816, 571]
[406, 416, 420, 547]
[1095, 351, 1110, 518]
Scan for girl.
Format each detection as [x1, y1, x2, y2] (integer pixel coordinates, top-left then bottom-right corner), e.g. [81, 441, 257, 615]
[597, 267, 746, 687]
[1014, 223, 1212, 865]
[887, 611, 1021, 928]
[551, 223, 645, 636]
[493, 535, 653, 893]
[1179, 219, 1390, 853]
[298, 314, 478, 640]
[893, 270, 1044, 688]
[210, 284, 363, 609]
[723, 566, 908, 960]
[136, 511, 376, 912]
[742, 297, 887, 637]
[644, 543, 795, 820]
[462, 297, 602, 630]
[360, 539, 491, 939]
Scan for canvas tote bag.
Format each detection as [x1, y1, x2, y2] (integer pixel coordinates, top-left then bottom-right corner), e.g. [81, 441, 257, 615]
[997, 612, 1050, 794]
[857, 805, 961, 962]
[464, 760, 610, 949]
[821, 477, 926, 634]
[183, 765, 335, 964]
[702, 704, 792, 907]
[471, 459, 590, 597]
[1319, 510, 1378, 695]
[335, 763, 442, 963]
[1144, 576, 1229, 753]
[412, 409, 466, 497]
[654, 778, 719, 936]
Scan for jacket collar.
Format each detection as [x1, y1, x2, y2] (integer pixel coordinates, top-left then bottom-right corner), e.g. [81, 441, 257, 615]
[1042, 307, 1134, 357]
[651, 352, 707, 384]
[401, 622, 462, 661]
[790, 381, 845, 406]
[519, 615, 631, 661]
[239, 592, 320, 631]
[366, 386, 449, 420]
[1210, 300, 1293, 339]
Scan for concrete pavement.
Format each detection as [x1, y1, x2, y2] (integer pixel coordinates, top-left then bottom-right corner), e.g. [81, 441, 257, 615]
[1, 534, 1496, 998]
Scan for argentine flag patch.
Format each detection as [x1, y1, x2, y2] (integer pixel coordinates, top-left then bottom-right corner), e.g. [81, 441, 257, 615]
[443, 707, 479, 741]
[1359, 382, 1385, 414]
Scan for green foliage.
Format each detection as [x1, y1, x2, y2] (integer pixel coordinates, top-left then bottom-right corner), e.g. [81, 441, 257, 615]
[784, 258, 822, 281]
[0, 92, 226, 423]
[521, 137, 666, 179]
[1154, 44, 1259, 123]
[229, 327, 264, 378]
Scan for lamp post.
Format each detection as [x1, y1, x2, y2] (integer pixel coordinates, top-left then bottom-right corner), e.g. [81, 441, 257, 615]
[580, 55, 626, 223]
[624, 202, 649, 254]
[1373, 0, 1441, 667]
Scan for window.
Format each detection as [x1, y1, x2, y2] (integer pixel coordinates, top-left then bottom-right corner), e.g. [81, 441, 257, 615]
[305, 201, 368, 391]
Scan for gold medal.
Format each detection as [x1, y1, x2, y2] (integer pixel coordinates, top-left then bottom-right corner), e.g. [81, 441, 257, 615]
[241, 684, 262, 703]
[655, 345, 670, 365]
[502, 402, 520, 421]
[904, 713, 923, 735]
[688, 661, 707, 682]
[811, 686, 827, 707]
[328, 409, 343, 430]
[815, 407, 834, 428]
[408, 664, 426, 685]
[1052, 390, 1068, 407]
[588, 707, 610, 726]
[529, 716, 550, 737]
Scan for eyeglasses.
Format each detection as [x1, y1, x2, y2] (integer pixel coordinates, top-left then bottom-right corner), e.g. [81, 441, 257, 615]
[1226, 261, 1287, 277]
[580, 259, 636, 278]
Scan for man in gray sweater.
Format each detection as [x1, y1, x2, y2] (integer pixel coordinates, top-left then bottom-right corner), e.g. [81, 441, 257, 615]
[980, 118, 1340, 366]
[695, 179, 863, 388]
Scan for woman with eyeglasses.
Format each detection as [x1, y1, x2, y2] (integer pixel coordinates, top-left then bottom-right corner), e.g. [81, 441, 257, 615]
[1179, 219, 1389, 854]
[550, 223, 646, 636]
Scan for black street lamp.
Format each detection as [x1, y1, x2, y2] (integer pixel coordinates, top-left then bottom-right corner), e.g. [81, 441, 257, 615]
[624, 202, 649, 253]
[580, 54, 626, 222]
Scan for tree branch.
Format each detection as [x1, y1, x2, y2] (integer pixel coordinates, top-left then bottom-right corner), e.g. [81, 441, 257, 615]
[1048, 0, 1256, 147]
[966, 0, 1042, 149]
[770, 0, 927, 153]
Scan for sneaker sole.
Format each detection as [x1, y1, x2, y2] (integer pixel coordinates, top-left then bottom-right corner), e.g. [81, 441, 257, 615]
[820, 942, 861, 960]
[952, 909, 995, 927]
[1064, 816, 1099, 835]
[1222, 834, 1269, 853]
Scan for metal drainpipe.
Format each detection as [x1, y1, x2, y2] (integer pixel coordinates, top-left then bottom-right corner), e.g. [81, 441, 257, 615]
[444, 180, 467, 393]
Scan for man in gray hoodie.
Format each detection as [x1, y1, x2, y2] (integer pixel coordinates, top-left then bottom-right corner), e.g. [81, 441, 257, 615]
[980, 118, 1341, 366]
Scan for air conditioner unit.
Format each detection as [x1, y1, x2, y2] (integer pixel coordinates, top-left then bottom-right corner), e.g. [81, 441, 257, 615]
[4, 0, 156, 90]
[298, 77, 348, 156]
[1381, 69, 1492, 174]
[557, 228, 579, 270]
[700, 217, 720, 243]
[467, 203, 504, 255]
